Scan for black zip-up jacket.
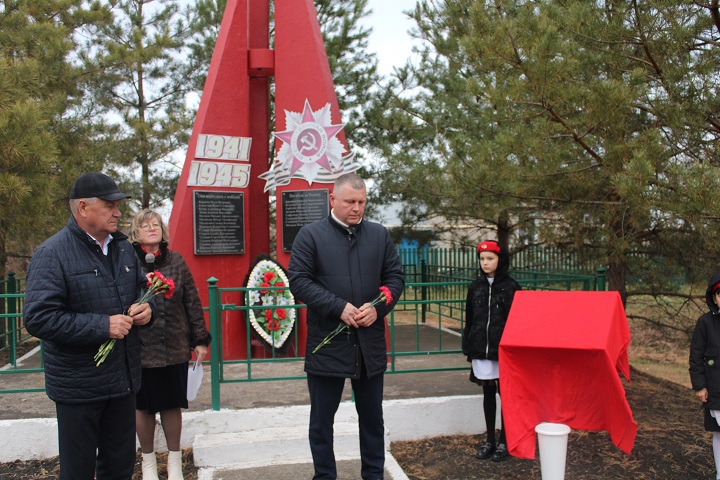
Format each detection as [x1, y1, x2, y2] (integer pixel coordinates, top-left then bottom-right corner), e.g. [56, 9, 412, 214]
[462, 244, 521, 361]
[289, 215, 404, 379]
[24, 216, 151, 403]
[690, 273, 720, 427]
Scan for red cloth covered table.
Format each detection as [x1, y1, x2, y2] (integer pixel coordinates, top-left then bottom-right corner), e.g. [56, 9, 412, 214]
[499, 290, 637, 459]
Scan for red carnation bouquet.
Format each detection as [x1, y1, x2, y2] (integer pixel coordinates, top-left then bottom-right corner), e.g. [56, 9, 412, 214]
[94, 271, 175, 366]
[312, 286, 394, 354]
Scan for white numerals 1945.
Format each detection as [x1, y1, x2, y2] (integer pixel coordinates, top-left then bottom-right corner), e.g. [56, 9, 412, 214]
[188, 161, 250, 188]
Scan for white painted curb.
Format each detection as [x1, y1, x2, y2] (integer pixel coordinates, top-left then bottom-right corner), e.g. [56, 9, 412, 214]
[0, 394, 494, 472]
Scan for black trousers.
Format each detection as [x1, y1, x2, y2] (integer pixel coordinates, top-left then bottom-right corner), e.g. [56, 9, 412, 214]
[55, 395, 136, 480]
[307, 371, 385, 480]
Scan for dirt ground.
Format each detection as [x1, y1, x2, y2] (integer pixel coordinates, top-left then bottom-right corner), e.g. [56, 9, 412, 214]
[0, 450, 199, 480]
[391, 366, 715, 480]
[0, 367, 714, 479]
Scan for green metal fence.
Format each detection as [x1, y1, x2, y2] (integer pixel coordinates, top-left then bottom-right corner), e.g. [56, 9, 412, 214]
[0, 273, 30, 370]
[398, 246, 605, 325]
[0, 246, 607, 404]
[204, 278, 473, 410]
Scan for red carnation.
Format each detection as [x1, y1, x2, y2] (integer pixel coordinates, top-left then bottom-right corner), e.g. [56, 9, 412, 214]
[95, 270, 175, 366]
[379, 286, 393, 305]
[368, 286, 393, 308]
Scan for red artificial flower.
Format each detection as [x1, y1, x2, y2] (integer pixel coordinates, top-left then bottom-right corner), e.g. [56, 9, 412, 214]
[263, 271, 276, 283]
[260, 282, 271, 294]
[276, 308, 287, 320]
[274, 281, 285, 293]
[264, 309, 273, 321]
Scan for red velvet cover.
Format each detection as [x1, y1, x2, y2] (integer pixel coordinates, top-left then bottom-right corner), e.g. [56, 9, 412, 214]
[499, 290, 637, 459]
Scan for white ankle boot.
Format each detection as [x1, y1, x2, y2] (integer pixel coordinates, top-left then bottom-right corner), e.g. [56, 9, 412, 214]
[141, 451, 159, 480]
[167, 450, 184, 480]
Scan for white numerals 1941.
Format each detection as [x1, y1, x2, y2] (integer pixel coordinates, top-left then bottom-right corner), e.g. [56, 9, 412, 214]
[195, 134, 252, 161]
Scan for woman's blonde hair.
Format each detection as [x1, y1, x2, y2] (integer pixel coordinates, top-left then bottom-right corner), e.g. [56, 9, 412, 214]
[128, 209, 170, 245]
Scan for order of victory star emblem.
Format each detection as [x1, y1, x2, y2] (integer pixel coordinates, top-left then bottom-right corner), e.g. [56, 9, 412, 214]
[260, 99, 359, 191]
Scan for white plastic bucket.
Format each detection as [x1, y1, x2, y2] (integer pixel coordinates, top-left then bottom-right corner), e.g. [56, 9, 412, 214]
[535, 422, 571, 480]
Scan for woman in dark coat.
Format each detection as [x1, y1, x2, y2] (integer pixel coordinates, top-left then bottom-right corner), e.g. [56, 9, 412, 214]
[690, 272, 720, 480]
[129, 209, 211, 480]
[462, 240, 521, 463]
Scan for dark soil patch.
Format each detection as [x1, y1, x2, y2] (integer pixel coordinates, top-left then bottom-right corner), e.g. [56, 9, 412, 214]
[0, 450, 198, 480]
[391, 366, 713, 479]
[0, 336, 38, 367]
[0, 367, 710, 479]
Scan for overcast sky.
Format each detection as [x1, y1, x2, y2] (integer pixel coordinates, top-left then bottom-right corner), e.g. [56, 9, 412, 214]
[360, 0, 419, 76]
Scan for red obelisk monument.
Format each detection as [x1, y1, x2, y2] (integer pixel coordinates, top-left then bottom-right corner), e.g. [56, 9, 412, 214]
[169, 0, 357, 358]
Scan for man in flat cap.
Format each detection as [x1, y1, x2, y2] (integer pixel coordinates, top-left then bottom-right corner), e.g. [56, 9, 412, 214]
[25, 172, 153, 479]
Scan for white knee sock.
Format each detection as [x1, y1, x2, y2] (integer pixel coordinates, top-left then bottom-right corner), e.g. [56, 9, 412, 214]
[713, 432, 720, 480]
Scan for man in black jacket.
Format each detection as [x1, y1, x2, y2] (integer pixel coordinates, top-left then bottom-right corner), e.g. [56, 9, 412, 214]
[289, 173, 404, 480]
[24, 172, 152, 480]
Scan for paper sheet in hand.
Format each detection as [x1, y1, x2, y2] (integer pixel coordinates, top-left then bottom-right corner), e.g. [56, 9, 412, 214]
[187, 360, 203, 401]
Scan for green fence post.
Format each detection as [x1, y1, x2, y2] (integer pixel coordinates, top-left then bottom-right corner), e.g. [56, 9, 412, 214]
[421, 259, 427, 324]
[207, 277, 221, 411]
[7, 272, 17, 366]
[0, 272, 6, 351]
[596, 267, 607, 291]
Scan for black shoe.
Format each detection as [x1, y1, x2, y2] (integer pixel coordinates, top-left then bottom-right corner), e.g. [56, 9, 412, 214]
[491, 443, 509, 462]
[475, 441, 495, 460]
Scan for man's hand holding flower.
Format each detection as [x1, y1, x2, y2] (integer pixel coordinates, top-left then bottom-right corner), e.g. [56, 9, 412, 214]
[128, 302, 152, 325]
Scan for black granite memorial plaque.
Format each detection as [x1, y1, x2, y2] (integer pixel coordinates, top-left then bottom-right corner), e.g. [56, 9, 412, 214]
[281, 189, 329, 252]
[193, 191, 245, 254]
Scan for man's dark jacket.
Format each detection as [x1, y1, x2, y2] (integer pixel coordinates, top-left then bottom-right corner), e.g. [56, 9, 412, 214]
[24, 216, 150, 404]
[289, 215, 404, 379]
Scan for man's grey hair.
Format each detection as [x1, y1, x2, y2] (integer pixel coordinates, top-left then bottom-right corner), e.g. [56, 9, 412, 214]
[334, 172, 365, 192]
[69, 197, 97, 215]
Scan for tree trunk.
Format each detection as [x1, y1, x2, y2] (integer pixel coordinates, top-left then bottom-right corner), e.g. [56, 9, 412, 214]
[0, 225, 6, 284]
[497, 210, 511, 247]
[606, 253, 628, 306]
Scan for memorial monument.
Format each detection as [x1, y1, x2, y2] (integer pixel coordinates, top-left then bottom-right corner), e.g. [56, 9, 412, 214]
[168, 0, 358, 358]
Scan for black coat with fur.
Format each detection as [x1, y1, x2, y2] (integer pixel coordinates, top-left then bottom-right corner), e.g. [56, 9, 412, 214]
[462, 243, 521, 362]
[690, 272, 720, 431]
[133, 243, 211, 368]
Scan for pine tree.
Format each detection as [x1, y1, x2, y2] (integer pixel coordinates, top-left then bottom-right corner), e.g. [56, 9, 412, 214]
[0, 1, 109, 279]
[366, 0, 720, 303]
[82, 0, 193, 209]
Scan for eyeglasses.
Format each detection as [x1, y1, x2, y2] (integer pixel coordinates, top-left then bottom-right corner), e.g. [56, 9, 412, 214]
[140, 223, 161, 231]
